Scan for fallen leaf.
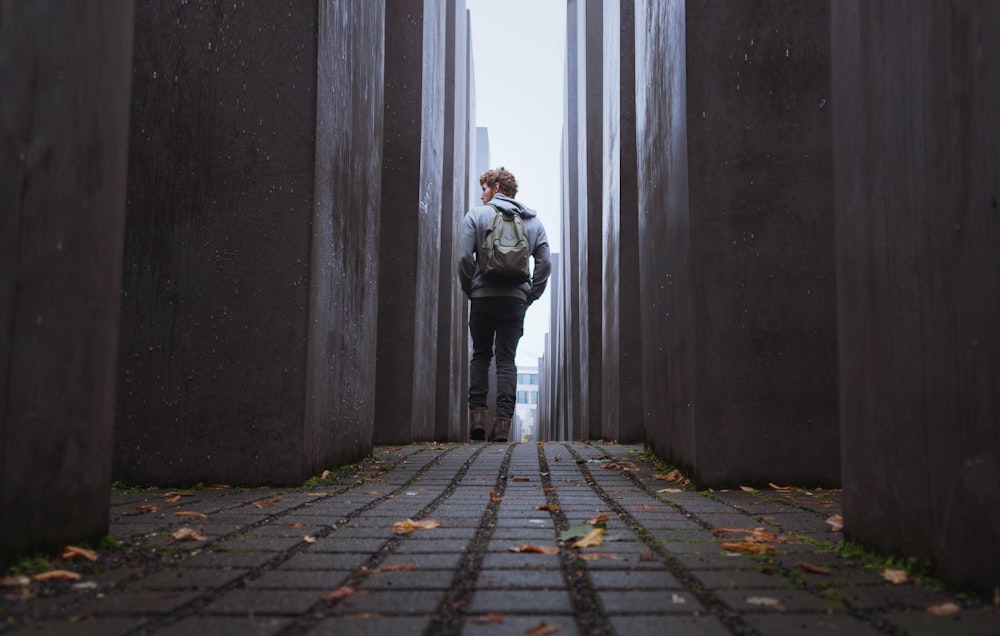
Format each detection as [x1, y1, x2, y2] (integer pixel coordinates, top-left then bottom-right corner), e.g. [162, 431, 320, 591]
[619, 461, 639, 471]
[173, 511, 207, 518]
[768, 483, 802, 492]
[252, 497, 281, 509]
[369, 562, 418, 573]
[799, 562, 832, 575]
[542, 487, 557, 492]
[721, 541, 776, 555]
[207, 484, 231, 489]
[713, 527, 786, 543]
[572, 527, 606, 548]
[0, 575, 31, 587]
[391, 518, 441, 534]
[639, 551, 665, 562]
[306, 492, 328, 497]
[472, 613, 505, 625]
[361, 491, 381, 496]
[883, 569, 909, 584]
[587, 514, 611, 524]
[654, 469, 686, 483]
[33, 570, 81, 582]
[826, 514, 844, 532]
[746, 596, 786, 611]
[303, 535, 317, 543]
[657, 488, 684, 494]
[322, 585, 355, 601]
[61, 546, 98, 561]
[512, 477, 530, 482]
[740, 486, 756, 492]
[135, 504, 159, 513]
[535, 504, 559, 512]
[490, 490, 504, 502]
[559, 523, 598, 542]
[163, 491, 195, 498]
[578, 552, 618, 561]
[635, 504, 659, 511]
[526, 621, 565, 635]
[670, 593, 687, 604]
[927, 602, 961, 616]
[171, 526, 208, 542]
[508, 544, 560, 554]
[287, 522, 304, 528]
[552, 456, 562, 462]
[320, 470, 332, 479]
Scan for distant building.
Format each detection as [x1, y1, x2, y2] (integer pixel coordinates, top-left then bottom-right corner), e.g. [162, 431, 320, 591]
[513, 366, 539, 442]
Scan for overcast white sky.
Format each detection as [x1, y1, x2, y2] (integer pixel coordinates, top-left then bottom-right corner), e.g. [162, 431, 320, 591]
[465, 0, 566, 366]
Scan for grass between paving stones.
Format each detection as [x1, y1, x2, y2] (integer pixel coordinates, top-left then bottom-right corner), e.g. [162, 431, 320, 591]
[837, 539, 944, 591]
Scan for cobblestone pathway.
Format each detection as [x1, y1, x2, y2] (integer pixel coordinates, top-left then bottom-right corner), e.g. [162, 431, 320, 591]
[2, 442, 998, 635]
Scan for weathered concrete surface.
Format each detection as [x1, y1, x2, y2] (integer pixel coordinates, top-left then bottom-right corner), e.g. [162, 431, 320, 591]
[116, 0, 382, 486]
[435, 0, 471, 442]
[375, 0, 445, 444]
[832, 0, 1000, 593]
[0, 3, 134, 561]
[601, 0, 644, 443]
[636, 1, 839, 485]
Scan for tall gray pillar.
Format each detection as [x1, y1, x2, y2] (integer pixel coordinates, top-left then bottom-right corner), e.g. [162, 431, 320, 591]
[636, 0, 839, 485]
[435, 0, 470, 442]
[833, 0, 1000, 593]
[601, 0, 644, 442]
[375, 0, 445, 444]
[116, 0, 383, 486]
[1, 3, 134, 561]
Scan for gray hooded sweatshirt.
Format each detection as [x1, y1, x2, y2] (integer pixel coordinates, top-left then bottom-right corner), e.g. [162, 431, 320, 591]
[458, 193, 551, 304]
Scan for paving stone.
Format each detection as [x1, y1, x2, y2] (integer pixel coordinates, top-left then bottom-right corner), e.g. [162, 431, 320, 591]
[379, 552, 464, 570]
[715, 588, 837, 612]
[213, 536, 305, 552]
[306, 537, 390, 553]
[468, 589, 573, 614]
[884, 609, 1000, 636]
[329, 589, 446, 615]
[464, 615, 582, 635]
[355, 569, 455, 590]
[597, 590, 703, 614]
[182, 551, 276, 569]
[836, 584, 961, 611]
[132, 567, 248, 590]
[474, 568, 566, 589]
[392, 538, 471, 553]
[308, 616, 433, 635]
[587, 569, 682, 590]
[689, 568, 789, 589]
[278, 553, 368, 571]
[78, 591, 203, 616]
[155, 616, 290, 636]
[202, 589, 322, 616]
[480, 552, 562, 570]
[609, 615, 731, 636]
[4, 618, 149, 635]
[741, 613, 884, 635]
[246, 570, 352, 590]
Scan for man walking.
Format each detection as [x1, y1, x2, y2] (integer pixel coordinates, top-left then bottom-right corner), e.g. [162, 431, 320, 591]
[458, 167, 550, 442]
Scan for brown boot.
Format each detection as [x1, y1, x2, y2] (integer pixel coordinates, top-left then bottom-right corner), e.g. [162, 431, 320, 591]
[470, 407, 488, 441]
[489, 415, 511, 443]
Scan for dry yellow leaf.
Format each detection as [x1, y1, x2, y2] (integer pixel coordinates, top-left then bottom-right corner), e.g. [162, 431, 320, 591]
[721, 541, 776, 555]
[252, 497, 281, 508]
[171, 526, 207, 542]
[826, 514, 844, 532]
[0, 575, 31, 587]
[136, 504, 159, 513]
[33, 570, 81, 582]
[739, 486, 756, 492]
[654, 469, 685, 482]
[883, 569, 909, 584]
[927, 602, 961, 616]
[322, 585, 355, 601]
[508, 544, 560, 554]
[799, 562, 832, 575]
[526, 621, 565, 635]
[472, 613, 505, 625]
[303, 535, 317, 543]
[535, 504, 559, 512]
[391, 518, 441, 534]
[572, 527, 606, 548]
[173, 511, 207, 518]
[657, 488, 684, 494]
[587, 513, 611, 524]
[768, 483, 802, 492]
[61, 546, 98, 561]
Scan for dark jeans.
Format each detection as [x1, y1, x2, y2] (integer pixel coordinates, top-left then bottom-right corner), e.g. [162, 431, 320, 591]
[468, 297, 527, 418]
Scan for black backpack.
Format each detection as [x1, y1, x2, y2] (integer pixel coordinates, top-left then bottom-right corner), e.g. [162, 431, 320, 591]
[480, 204, 531, 283]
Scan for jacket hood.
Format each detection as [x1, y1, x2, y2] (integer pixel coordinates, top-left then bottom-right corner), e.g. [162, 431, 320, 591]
[489, 193, 537, 219]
